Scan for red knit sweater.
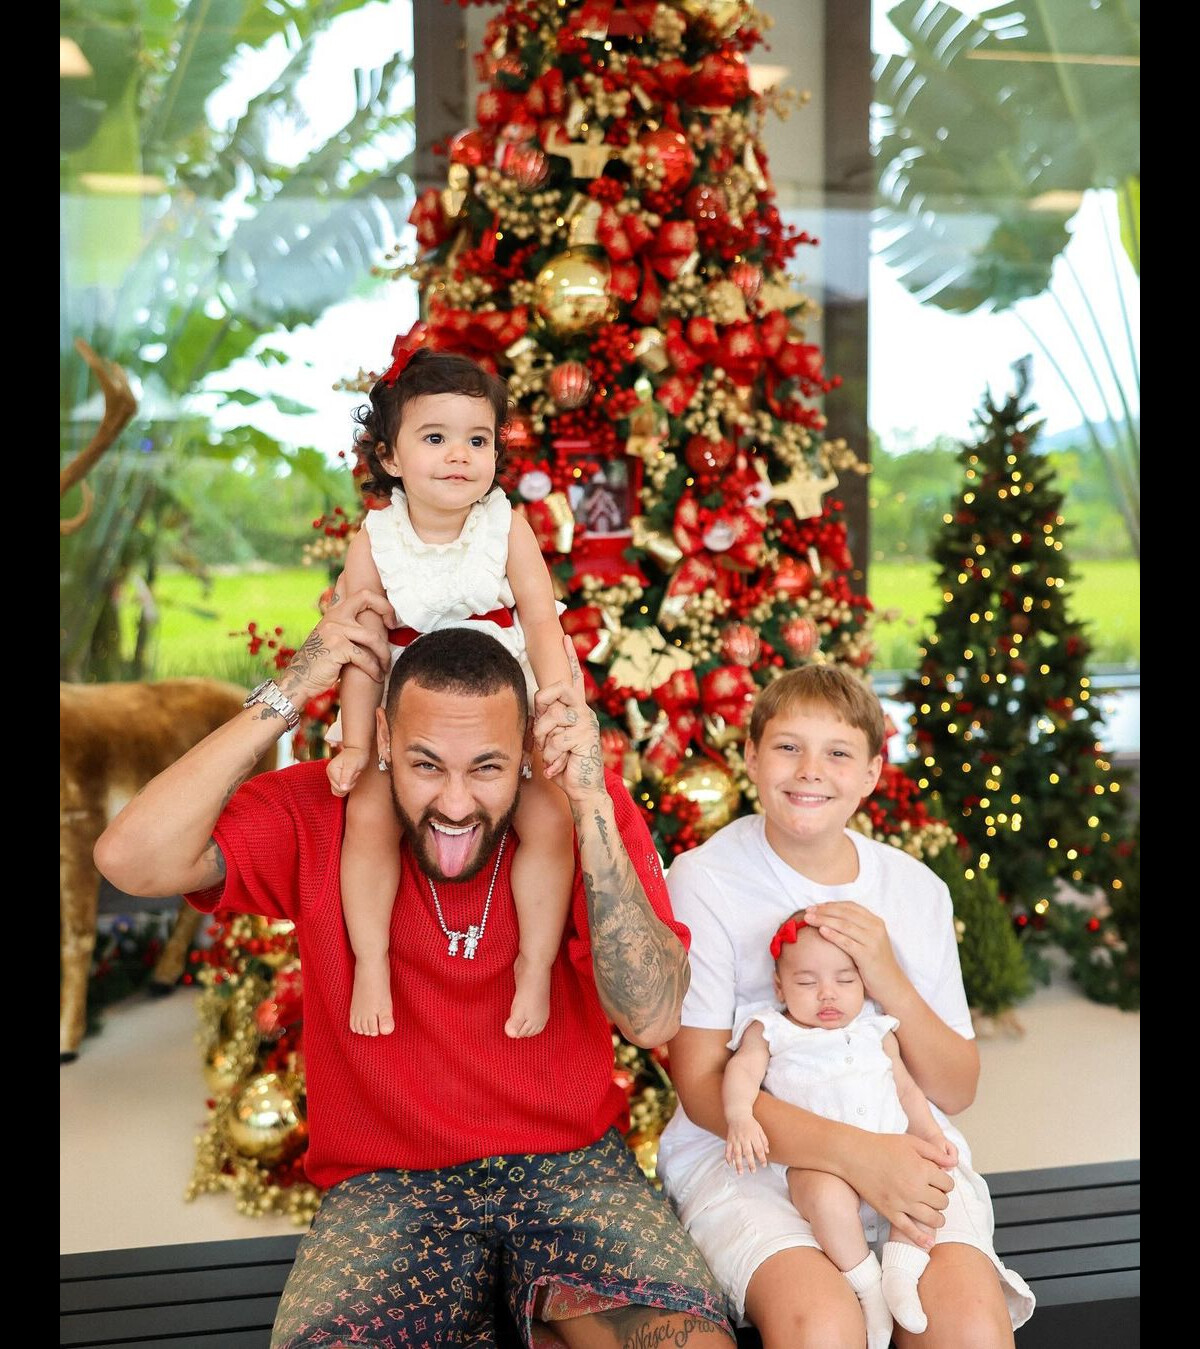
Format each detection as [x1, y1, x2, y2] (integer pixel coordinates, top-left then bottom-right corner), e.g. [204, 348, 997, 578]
[188, 762, 688, 1188]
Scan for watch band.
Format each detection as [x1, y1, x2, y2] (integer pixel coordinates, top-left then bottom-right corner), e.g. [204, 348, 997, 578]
[243, 679, 301, 731]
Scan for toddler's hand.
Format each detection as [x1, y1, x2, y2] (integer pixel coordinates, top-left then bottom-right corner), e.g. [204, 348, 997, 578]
[725, 1117, 770, 1175]
[933, 1135, 959, 1170]
[327, 746, 371, 797]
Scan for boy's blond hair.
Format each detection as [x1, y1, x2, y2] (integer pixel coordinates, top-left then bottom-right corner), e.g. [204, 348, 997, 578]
[748, 666, 886, 759]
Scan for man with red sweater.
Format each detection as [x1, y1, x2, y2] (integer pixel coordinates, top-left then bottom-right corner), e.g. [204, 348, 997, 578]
[96, 593, 733, 1348]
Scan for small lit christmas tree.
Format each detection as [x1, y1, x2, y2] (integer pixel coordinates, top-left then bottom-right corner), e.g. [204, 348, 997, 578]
[902, 359, 1132, 956]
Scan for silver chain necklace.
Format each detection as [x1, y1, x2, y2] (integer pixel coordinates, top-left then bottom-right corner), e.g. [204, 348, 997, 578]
[426, 828, 508, 959]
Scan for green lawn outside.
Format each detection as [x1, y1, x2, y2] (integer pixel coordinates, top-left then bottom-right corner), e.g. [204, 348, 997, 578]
[131, 559, 1139, 683]
[868, 558, 1140, 674]
[127, 567, 331, 683]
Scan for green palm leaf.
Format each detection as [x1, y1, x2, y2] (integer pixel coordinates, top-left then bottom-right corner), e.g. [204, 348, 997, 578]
[874, 0, 1140, 311]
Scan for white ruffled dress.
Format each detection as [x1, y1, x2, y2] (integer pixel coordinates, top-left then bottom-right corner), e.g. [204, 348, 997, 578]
[366, 487, 532, 687]
[327, 490, 531, 746]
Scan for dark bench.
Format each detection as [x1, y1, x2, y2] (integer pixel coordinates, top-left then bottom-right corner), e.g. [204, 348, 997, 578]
[60, 1160, 1138, 1348]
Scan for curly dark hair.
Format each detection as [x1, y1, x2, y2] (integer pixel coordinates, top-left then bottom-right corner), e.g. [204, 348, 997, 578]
[353, 349, 512, 500]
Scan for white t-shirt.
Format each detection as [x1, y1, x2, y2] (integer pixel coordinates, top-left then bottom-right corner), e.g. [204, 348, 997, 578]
[657, 817, 974, 1185]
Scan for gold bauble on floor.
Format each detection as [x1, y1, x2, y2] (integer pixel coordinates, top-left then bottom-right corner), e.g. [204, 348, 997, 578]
[225, 1072, 307, 1166]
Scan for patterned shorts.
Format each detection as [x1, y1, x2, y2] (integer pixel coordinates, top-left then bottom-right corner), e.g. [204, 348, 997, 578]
[272, 1129, 731, 1348]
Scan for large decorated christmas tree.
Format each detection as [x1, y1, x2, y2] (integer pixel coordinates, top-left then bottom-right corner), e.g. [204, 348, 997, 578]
[359, 0, 876, 857]
[185, 0, 1032, 1219]
[901, 360, 1136, 1003]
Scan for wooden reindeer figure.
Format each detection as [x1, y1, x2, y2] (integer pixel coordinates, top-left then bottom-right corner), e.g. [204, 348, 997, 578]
[60, 679, 279, 1061]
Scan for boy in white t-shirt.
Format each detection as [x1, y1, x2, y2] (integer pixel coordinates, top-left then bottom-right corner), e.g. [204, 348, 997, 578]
[657, 665, 1035, 1348]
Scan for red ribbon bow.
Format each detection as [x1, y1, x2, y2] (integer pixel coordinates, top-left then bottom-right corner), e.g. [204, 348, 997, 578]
[608, 220, 698, 325]
[408, 188, 454, 252]
[769, 916, 809, 960]
[426, 299, 529, 367]
[700, 665, 757, 730]
[379, 330, 425, 387]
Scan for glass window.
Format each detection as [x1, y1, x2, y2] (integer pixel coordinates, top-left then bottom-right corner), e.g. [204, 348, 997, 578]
[867, 1, 1139, 720]
[60, 3, 416, 682]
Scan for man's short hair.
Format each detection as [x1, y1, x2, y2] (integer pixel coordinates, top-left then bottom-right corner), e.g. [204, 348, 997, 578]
[385, 628, 529, 729]
[749, 665, 886, 759]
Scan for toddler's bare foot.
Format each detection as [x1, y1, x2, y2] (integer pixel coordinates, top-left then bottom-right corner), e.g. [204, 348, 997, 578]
[504, 954, 552, 1038]
[349, 954, 395, 1036]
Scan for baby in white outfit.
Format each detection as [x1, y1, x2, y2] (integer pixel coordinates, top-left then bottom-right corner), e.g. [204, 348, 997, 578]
[723, 911, 1031, 1349]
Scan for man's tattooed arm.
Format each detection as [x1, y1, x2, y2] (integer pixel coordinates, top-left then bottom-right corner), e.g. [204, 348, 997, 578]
[574, 796, 690, 1048]
[276, 628, 331, 705]
[196, 836, 227, 888]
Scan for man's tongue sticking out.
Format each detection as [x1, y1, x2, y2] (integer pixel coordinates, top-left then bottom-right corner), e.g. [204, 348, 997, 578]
[430, 820, 480, 878]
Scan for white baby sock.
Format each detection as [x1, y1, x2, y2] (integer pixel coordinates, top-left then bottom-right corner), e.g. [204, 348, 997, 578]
[844, 1251, 894, 1349]
[881, 1240, 932, 1333]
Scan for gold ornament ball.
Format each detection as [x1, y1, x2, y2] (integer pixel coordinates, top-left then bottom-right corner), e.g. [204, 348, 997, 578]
[665, 759, 741, 840]
[678, 0, 751, 38]
[226, 1072, 308, 1166]
[626, 1128, 662, 1182]
[203, 1041, 242, 1095]
[534, 249, 618, 336]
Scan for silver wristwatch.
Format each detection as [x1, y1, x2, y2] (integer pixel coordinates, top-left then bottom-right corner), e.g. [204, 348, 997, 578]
[243, 679, 301, 730]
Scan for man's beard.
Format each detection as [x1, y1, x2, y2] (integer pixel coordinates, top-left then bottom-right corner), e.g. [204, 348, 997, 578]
[390, 786, 519, 884]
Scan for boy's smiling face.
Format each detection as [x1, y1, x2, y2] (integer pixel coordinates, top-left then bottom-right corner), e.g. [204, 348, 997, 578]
[744, 700, 884, 856]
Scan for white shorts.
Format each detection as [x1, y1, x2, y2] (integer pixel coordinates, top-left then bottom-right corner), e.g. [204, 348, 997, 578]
[662, 1150, 1035, 1327]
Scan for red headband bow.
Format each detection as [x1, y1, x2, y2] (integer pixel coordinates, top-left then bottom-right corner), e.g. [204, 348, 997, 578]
[379, 335, 419, 387]
[769, 916, 809, 960]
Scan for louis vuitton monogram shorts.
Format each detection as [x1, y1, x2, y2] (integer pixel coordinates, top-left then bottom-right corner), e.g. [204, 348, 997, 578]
[271, 1128, 730, 1348]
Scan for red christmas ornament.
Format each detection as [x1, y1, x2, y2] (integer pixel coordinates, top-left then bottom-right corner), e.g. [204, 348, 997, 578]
[503, 143, 549, 189]
[684, 182, 728, 224]
[448, 128, 491, 168]
[781, 616, 820, 659]
[720, 622, 761, 667]
[548, 360, 595, 409]
[637, 128, 696, 192]
[686, 51, 751, 108]
[771, 556, 815, 598]
[728, 260, 762, 302]
[502, 411, 535, 453]
[685, 433, 735, 472]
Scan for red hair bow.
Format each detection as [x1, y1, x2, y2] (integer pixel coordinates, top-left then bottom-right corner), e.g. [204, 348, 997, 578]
[379, 334, 421, 387]
[769, 916, 809, 960]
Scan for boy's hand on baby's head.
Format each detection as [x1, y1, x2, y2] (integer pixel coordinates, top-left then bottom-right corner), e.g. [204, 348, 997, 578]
[725, 1117, 770, 1175]
[327, 747, 371, 797]
[802, 901, 902, 997]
